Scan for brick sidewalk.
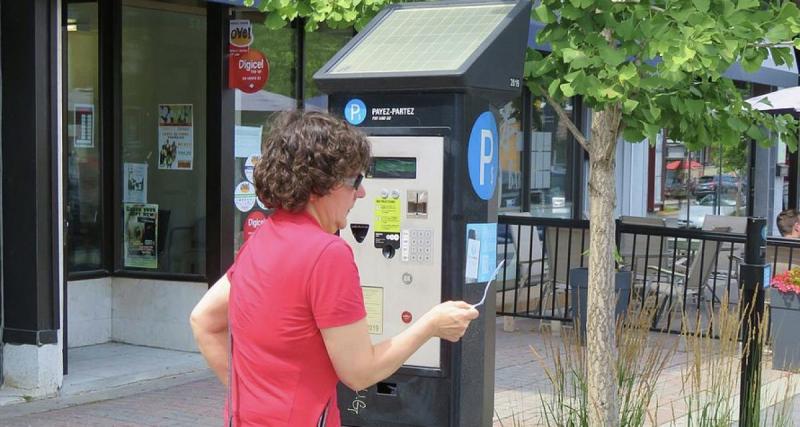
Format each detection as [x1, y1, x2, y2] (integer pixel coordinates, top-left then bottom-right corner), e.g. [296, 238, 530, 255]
[0, 378, 224, 427]
[1, 317, 798, 426]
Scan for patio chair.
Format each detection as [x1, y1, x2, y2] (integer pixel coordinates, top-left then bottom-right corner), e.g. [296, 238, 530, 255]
[496, 223, 546, 314]
[701, 215, 747, 290]
[618, 215, 668, 275]
[543, 226, 590, 317]
[646, 234, 724, 314]
[509, 223, 545, 286]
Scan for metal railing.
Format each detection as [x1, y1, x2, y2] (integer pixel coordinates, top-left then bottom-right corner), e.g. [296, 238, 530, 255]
[496, 215, 800, 335]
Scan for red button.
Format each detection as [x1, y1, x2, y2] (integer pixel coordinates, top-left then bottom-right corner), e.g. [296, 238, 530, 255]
[401, 311, 412, 324]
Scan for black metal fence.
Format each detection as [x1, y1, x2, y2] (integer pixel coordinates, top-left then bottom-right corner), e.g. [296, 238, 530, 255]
[496, 215, 800, 335]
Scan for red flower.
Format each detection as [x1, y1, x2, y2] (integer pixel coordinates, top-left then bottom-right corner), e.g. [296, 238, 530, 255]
[770, 268, 800, 295]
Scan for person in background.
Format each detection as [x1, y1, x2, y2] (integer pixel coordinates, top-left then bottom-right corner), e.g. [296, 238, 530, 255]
[190, 111, 479, 427]
[777, 208, 800, 238]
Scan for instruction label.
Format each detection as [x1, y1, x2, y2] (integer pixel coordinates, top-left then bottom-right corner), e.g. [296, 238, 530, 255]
[362, 286, 384, 335]
[374, 198, 401, 233]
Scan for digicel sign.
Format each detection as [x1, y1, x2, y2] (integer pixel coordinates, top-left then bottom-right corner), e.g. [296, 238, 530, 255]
[243, 211, 267, 242]
[229, 49, 269, 94]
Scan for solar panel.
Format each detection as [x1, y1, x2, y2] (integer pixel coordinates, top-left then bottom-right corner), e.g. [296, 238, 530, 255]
[328, 3, 514, 75]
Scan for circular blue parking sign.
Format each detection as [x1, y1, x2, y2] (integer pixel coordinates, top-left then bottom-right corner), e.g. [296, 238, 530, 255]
[467, 111, 499, 200]
[344, 99, 367, 125]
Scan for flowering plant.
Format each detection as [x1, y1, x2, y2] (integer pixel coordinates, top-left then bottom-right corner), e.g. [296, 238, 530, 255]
[770, 267, 800, 295]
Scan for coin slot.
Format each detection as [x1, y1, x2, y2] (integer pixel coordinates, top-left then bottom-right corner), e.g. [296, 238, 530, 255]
[382, 245, 396, 259]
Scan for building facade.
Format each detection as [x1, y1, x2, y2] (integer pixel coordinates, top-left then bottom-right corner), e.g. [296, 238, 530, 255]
[1, 0, 797, 397]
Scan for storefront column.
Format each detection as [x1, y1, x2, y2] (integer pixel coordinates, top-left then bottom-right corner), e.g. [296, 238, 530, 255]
[1, 0, 62, 394]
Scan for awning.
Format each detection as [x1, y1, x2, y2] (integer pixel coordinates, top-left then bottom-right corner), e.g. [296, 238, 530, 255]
[746, 86, 800, 114]
[666, 160, 702, 170]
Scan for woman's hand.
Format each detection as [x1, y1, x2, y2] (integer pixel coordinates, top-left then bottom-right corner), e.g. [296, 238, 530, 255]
[422, 301, 480, 342]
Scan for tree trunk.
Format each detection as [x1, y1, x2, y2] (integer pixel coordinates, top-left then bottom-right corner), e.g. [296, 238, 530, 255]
[586, 107, 622, 426]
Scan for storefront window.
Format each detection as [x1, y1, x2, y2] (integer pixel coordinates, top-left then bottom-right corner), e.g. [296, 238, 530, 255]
[120, 1, 207, 274]
[498, 97, 523, 212]
[303, 24, 353, 111]
[529, 96, 575, 218]
[232, 15, 297, 254]
[66, 1, 103, 273]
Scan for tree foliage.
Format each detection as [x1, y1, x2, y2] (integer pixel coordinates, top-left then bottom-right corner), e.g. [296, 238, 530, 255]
[526, 1, 800, 425]
[245, 0, 414, 31]
[526, 0, 800, 151]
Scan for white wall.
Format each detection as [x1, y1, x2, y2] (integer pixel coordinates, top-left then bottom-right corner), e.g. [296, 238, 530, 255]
[615, 139, 650, 218]
[111, 278, 206, 352]
[67, 278, 206, 352]
[68, 278, 112, 348]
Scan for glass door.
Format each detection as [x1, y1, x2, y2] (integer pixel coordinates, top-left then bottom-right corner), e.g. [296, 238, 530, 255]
[119, 0, 207, 275]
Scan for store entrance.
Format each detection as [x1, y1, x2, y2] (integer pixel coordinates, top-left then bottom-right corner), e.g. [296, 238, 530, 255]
[64, 0, 209, 387]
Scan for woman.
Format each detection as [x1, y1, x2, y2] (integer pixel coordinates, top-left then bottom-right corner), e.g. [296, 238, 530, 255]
[190, 111, 479, 426]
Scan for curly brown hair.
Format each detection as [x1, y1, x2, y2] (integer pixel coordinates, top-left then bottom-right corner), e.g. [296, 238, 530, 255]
[253, 110, 371, 212]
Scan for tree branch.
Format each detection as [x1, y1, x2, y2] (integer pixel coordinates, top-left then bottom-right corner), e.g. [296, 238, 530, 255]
[529, 82, 590, 152]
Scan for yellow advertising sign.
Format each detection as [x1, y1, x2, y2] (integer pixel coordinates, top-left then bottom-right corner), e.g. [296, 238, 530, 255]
[362, 286, 384, 335]
[374, 198, 401, 233]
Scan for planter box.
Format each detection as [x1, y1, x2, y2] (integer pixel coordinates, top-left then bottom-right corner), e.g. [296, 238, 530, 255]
[770, 288, 800, 372]
[569, 267, 632, 345]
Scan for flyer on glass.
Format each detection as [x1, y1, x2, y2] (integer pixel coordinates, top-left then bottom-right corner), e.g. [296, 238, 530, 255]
[123, 162, 148, 203]
[123, 203, 158, 269]
[74, 104, 95, 148]
[158, 104, 193, 170]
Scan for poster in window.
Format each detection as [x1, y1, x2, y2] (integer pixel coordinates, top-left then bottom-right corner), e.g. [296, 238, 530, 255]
[74, 104, 95, 148]
[123, 203, 158, 269]
[123, 162, 148, 203]
[158, 104, 193, 170]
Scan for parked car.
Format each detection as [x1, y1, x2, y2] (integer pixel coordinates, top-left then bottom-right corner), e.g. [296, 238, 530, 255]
[677, 193, 739, 228]
[693, 175, 740, 200]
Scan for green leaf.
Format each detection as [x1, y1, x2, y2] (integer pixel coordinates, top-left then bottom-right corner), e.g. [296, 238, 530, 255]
[726, 116, 748, 132]
[533, 4, 556, 24]
[737, 0, 758, 10]
[746, 125, 766, 140]
[561, 4, 584, 20]
[600, 86, 622, 99]
[692, 0, 709, 13]
[562, 48, 590, 68]
[623, 99, 639, 114]
[617, 63, 637, 83]
[265, 12, 289, 29]
[765, 25, 792, 43]
[560, 82, 576, 97]
[623, 126, 644, 142]
[599, 46, 627, 67]
[685, 99, 705, 116]
[548, 79, 561, 98]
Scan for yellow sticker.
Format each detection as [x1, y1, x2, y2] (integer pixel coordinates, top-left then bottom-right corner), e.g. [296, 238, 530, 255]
[362, 286, 383, 335]
[374, 198, 401, 233]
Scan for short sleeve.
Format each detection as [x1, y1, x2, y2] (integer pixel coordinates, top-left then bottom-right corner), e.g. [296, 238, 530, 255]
[308, 239, 366, 329]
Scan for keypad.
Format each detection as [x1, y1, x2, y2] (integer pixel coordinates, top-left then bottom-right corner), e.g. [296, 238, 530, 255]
[402, 229, 433, 264]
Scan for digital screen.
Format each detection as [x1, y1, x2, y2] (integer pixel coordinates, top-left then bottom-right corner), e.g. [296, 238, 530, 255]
[368, 157, 417, 179]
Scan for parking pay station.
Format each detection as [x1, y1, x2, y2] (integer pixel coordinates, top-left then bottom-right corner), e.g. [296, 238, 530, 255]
[314, 1, 530, 425]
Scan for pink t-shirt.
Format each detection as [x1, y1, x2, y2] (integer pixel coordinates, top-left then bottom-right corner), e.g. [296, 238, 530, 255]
[225, 209, 366, 426]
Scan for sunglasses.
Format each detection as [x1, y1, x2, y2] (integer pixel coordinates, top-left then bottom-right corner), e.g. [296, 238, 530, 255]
[343, 173, 364, 190]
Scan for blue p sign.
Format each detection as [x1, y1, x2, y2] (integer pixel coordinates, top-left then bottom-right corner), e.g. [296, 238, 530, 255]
[467, 111, 499, 200]
[344, 99, 367, 125]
